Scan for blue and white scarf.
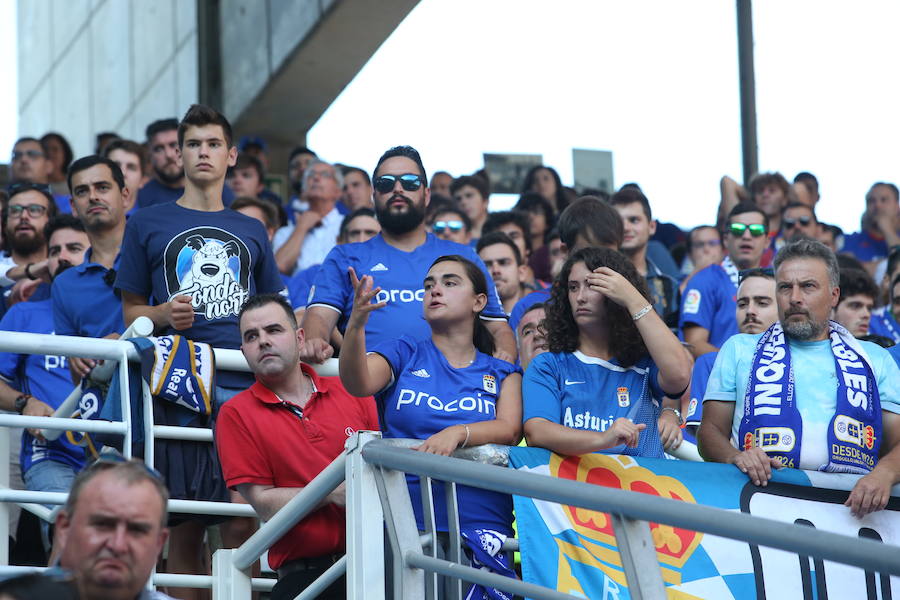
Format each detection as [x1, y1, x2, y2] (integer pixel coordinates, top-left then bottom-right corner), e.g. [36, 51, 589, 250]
[738, 320, 881, 474]
[460, 528, 515, 600]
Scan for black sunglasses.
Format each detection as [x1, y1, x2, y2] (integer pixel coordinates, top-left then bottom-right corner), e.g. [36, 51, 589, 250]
[783, 216, 812, 229]
[373, 173, 424, 194]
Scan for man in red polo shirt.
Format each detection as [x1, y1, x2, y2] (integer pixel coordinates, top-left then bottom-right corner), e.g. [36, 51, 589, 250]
[215, 293, 378, 600]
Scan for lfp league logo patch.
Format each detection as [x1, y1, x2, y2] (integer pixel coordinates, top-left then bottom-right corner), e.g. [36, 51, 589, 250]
[483, 374, 497, 394]
[617, 386, 630, 408]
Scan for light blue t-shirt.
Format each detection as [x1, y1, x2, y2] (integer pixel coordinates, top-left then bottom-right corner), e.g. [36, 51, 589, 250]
[704, 332, 900, 470]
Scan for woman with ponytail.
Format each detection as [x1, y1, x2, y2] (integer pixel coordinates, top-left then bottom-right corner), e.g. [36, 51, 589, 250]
[340, 254, 521, 593]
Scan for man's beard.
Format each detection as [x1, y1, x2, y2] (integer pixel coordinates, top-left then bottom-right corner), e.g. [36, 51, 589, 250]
[376, 195, 425, 235]
[782, 312, 827, 341]
[154, 162, 184, 186]
[7, 228, 45, 256]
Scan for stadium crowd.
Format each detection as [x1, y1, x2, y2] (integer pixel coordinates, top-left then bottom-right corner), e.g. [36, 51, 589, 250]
[1, 104, 900, 599]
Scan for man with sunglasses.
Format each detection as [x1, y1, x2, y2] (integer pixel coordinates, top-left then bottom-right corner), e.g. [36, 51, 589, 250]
[274, 159, 344, 276]
[780, 202, 819, 245]
[429, 206, 471, 246]
[1, 183, 57, 313]
[681, 202, 769, 358]
[51, 156, 130, 382]
[301, 145, 516, 364]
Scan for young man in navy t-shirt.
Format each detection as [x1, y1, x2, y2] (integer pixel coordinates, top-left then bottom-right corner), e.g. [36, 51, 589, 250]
[300, 145, 516, 363]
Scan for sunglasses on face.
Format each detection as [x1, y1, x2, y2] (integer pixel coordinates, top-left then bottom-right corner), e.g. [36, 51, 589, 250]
[7, 203, 48, 218]
[729, 223, 767, 237]
[11, 149, 44, 161]
[432, 220, 465, 234]
[783, 216, 813, 229]
[373, 173, 424, 194]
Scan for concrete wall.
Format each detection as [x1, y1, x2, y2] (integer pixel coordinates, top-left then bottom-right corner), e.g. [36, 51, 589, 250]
[17, 0, 198, 156]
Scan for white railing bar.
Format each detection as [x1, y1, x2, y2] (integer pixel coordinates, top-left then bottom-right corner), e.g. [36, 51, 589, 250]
[0, 566, 276, 592]
[154, 425, 214, 442]
[231, 453, 347, 570]
[296, 555, 347, 600]
[0, 414, 127, 434]
[16, 501, 53, 522]
[0, 489, 257, 517]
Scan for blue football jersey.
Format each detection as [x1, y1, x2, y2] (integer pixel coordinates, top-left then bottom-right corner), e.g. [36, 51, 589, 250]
[0, 299, 86, 473]
[679, 263, 738, 349]
[308, 233, 506, 348]
[683, 351, 718, 444]
[523, 351, 665, 458]
[373, 337, 519, 534]
[870, 306, 900, 343]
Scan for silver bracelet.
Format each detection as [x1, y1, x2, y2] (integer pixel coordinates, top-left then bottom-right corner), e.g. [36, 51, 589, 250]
[461, 424, 471, 448]
[631, 304, 653, 321]
[660, 407, 684, 426]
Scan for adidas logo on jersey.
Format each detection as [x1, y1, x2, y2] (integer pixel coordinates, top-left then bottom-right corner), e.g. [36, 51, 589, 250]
[411, 368, 430, 378]
[371, 263, 389, 272]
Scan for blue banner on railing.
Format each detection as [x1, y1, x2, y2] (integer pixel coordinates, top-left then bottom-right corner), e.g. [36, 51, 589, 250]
[509, 447, 900, 599]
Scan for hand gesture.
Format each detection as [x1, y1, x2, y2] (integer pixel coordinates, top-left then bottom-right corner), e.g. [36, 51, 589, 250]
[846, 468, 893, 518]
[167, 295, 195, 330]
[600, 417, 646, 449]
[586, 267, 645, 312]
[296, 209, 324, 234]
[657, 410, 683, 451]
[299, 337, 334, 364]
[346, 267, 386, 331]
[413, 425, 467, 456]
[730, 447, 783, 486]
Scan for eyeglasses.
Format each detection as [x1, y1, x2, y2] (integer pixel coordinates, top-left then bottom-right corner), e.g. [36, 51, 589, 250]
[783, 216, 813, 229]
[373, 173, 424, 194]
[433, 220, 465, 234]
[7, 203, 48, 218]
[728, 223, 767, 237]
[11, 149, 44, 161]
[691, 239, 721, 250]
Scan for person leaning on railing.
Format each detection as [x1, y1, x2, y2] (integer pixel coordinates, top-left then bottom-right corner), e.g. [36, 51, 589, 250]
[340, 255, 522, 596]
[521, 247, 692, 457]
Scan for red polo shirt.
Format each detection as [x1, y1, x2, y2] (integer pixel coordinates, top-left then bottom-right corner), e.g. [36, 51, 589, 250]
[215, 363, 379, 569]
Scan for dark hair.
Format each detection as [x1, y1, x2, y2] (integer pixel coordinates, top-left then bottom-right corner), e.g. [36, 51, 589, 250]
[429, 203, 472, 232]
[483, 210, 532, 254]
[887, 246, 900, 280]
[102, 138, 148, 175]
[738, 267, 775, 284]
[40, 132, 74, 174]
[477, 231, 523, 265]
[858, 334, 894, 348]
[239, 293, 298, 329]
[836, 253, 867, 272]
[609, 186, 653, 220]
[793, 171, 819, 193]
[838, 268, 878, 304]
[892, 273, 900, 302]
[748, 172, 791, 202]
[686, 225, 721, 250]
[521, 301, 547, 321]
[7, 182, 57, 214]
[288, 146, 317, 164]
[544, 247, 652, 366]
[522, 165, 569, 212]
[339, 207, 377, 240]
[556, 196, 624, 249]
[233, 152, 265, 180]
[867, 182, 900, 203]
[342, 165, 371, 185]
[782, 201, 816, 217]
[13, 136, 42, 148]
[774, 238, 840, 288]
[727, 201, 769, 232]
[231, 196, 279, 230]
[45, 213, 86, 243]
[373, 145, 428, 186]
[145, 118, 179, 142]
[0, 573, 78, 600]
[67, 155, 127, 193]
[450, 174, 490, 201]
[95, 131, 120, 154]
[514, 192, 555, 231]
[428, 255, 495, 356]
[177, 104, 234, 148]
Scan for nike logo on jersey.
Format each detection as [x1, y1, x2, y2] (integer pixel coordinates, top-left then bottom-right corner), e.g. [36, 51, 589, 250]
[565, 379, 585, 385]
[411, 368, 431, 378]
[371, 263, 389, 272]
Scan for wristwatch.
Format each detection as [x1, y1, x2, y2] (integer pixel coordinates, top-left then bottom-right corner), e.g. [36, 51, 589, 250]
[14, 394, 32, 414]
[661, 407, 684, 426]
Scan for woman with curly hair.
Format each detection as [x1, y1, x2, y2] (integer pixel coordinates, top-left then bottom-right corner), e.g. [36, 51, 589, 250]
[523, 247, 692, 457]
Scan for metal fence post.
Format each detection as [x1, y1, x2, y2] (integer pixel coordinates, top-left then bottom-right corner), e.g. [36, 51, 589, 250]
[0, 426, 9, 565]
[609, 514, 667, 600]
[212, 548, 251, 600]
[345, 431, 386, 600]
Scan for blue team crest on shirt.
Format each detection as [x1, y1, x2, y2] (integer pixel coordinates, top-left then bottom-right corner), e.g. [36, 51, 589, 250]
[164, 227, 252, 319]
[483, 374, 497, 394]
[617, 386, 630, 407]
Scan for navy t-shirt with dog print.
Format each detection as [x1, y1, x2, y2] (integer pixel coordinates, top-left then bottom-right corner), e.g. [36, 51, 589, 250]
[116, 203, 285, 388]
